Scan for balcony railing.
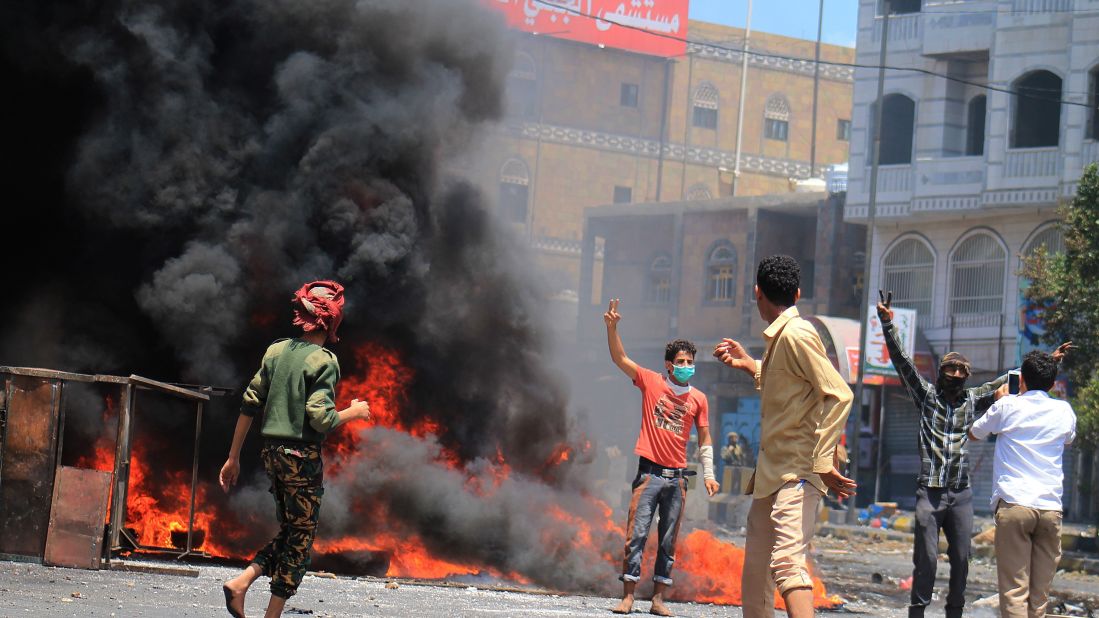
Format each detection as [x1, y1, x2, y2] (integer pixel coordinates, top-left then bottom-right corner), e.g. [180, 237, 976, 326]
[875, 164, 913, 193]
[873, 13, 921, 43]
[1004, 147, 1059, 178]
[1083, 141, 1099, 168]
[1012, 0, 1073, 13]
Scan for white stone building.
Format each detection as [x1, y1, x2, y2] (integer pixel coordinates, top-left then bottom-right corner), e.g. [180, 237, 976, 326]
[846, 0, 1099, 374]
[844, 0, 1099, 515]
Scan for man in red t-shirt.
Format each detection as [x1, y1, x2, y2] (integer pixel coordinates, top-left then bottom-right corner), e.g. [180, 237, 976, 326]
[605, 299, 719, 616]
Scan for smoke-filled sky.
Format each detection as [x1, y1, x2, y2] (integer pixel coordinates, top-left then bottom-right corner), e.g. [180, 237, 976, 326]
[2, 0, 584, 467]
[3, 0, 629, 591]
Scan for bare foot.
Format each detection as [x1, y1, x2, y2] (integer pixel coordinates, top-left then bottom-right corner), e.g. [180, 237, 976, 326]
[222, 581, 247, 618]
[649, 597, 675, 617]
[612, 596, 634, 614]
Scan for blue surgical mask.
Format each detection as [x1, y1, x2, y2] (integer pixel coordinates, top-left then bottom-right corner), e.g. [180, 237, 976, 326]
[671, 365, 695, 383]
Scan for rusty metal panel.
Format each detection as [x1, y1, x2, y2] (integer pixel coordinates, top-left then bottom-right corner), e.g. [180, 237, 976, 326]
[44, 466, 112, 569]
[0, 374, 62, 558]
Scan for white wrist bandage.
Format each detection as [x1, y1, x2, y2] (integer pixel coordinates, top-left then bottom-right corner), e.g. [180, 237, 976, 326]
[700, 445, 715, 481]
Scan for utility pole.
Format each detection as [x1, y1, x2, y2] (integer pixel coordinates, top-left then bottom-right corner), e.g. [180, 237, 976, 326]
[809, 0, 825, 177]
[731, 0, 753, 197]
[847, 0, 891, 524]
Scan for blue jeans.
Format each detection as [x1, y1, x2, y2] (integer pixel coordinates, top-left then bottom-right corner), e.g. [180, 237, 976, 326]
[620, 469, 688, 585]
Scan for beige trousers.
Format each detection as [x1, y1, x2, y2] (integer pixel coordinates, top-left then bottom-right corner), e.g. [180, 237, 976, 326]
[742, 480, 823, 618]
[994, 500, 1063, 618]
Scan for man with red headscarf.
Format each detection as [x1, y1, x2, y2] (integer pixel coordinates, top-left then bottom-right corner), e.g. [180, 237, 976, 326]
[218, 281, 371, 618]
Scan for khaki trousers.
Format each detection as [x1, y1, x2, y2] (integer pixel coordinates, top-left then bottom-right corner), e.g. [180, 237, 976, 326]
[742, 480, 823, 618]
[994, 500, 1062, 618]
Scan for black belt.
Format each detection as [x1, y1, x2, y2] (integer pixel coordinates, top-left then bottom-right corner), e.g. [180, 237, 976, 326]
[638, 457, 697, 479]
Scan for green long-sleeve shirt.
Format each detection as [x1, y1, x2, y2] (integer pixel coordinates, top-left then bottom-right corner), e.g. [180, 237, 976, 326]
[240, 338, 341, 443]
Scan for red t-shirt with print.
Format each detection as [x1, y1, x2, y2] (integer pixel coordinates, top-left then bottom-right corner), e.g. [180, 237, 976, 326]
[632, 367, 709, 469]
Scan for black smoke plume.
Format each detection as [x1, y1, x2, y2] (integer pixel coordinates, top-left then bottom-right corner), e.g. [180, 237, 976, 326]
[3, 0, 614, 591]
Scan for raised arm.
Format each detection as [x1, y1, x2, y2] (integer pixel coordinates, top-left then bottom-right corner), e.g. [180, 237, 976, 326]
[604, 299, 639, 381]
[713, 338, 761, 387]
[877, 290, 932, 402]
[974, 341, 1074, 412]
[972, 373, 1010, 412]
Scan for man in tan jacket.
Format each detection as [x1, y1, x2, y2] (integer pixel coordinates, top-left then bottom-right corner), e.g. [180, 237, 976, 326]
[714, 255, 856, 618]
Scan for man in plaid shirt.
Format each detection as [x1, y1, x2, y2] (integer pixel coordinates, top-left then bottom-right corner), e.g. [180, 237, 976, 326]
[878, 292, 1003, 618]
[877, 292, 1073, 618]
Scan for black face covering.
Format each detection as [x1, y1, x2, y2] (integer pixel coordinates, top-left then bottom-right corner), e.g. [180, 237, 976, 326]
[937, 374, 967, 400]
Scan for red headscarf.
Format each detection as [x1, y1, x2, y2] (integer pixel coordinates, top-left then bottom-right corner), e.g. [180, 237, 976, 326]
[291, 280, 345, 343]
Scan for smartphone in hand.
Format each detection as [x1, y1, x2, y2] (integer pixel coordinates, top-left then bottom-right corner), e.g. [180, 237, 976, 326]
[1008, 370, 1021, 395]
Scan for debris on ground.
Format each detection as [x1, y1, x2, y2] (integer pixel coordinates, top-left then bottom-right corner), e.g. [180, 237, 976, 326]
[973, 526, 996, 545]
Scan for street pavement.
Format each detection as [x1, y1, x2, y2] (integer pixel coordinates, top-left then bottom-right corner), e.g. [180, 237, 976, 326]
[2, 531, 1098, 617]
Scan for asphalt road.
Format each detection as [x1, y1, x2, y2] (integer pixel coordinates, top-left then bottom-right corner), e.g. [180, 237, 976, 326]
[2, 533, 1098, 618]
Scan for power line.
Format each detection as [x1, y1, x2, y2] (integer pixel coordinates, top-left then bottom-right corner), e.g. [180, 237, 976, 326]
[528, 0, 1095, 108]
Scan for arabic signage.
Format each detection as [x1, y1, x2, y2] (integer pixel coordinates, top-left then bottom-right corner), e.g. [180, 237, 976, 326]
[864, 306, 917, 377]
[486, 0, 689, 57]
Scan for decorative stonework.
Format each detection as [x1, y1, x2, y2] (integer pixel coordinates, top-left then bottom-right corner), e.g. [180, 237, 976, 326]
[532, 235, 604, 259]
[844, 202, 912, 219]
[508, 122, 817, 179]
[982, 189, 1060, 206]
[686, 42, 854, 83]
[912, 197, 981, 213]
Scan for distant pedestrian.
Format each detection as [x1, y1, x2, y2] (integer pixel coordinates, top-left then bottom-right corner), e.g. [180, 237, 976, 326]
[721, 432, 749, 467]
[969, 348, 1076, 618]
[714, 255, 855, 618]
[218, 281, 371, 618]
[604, 299, 719, 617]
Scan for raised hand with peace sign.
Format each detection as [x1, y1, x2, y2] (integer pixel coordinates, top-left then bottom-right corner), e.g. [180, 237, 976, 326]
[604, 298, 622, 328]
[876, 289, 894, 323]
[603, 298, 638, 380]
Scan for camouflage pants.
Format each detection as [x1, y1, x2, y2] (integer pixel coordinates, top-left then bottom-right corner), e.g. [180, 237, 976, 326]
[252, 442, 324, 599]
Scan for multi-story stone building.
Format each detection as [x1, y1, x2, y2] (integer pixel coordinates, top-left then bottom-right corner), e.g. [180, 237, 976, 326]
[474, 20, 856, 290]
[844, 0, 1099, 515]
[575, 191, 866, 493]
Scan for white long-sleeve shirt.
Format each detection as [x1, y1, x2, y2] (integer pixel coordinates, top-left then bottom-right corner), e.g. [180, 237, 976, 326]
[970, 390, 1076, 511]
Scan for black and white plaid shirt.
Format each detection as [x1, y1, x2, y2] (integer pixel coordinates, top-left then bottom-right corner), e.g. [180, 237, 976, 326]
[882, 321, 1007, 489]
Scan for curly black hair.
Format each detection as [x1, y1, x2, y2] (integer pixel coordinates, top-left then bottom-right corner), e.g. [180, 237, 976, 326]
[1021, 350, 1058, 392]
[665, 339, 697, 362]
[756, 254, 800, 306]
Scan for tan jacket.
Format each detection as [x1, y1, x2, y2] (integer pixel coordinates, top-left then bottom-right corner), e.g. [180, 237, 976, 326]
[749, 307, 853, 498]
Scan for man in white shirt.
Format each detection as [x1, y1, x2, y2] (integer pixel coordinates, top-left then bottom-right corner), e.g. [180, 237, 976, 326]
[968, 349, 1076, 618]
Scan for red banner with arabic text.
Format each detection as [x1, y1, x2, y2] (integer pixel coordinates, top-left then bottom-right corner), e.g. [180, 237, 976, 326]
[485, 0, 688, 57]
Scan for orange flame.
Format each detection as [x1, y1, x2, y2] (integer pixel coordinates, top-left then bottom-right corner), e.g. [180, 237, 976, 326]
[672, 529, 841, 608]
[70, 341, 840, 610]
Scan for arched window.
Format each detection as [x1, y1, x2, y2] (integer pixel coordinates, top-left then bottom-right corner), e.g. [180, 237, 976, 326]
[882, 238, 934, 325]
[692, 82, 719, 129]
[764, 94, 790, 141]
[966, 95, 986, 156]
[1012, 70, 1062, 148]
[706, 243, 737, 302]
[950, 233, 1006, 315]
[645, 255, 672, 304]
[687, 183, 713, 200]
[498, 158, 530, 225]
[507, 52, 537, 119]
[1088, 65, 1099, 141]
[870, 94, 915, 164]
[1024, 225, 1065, 257]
